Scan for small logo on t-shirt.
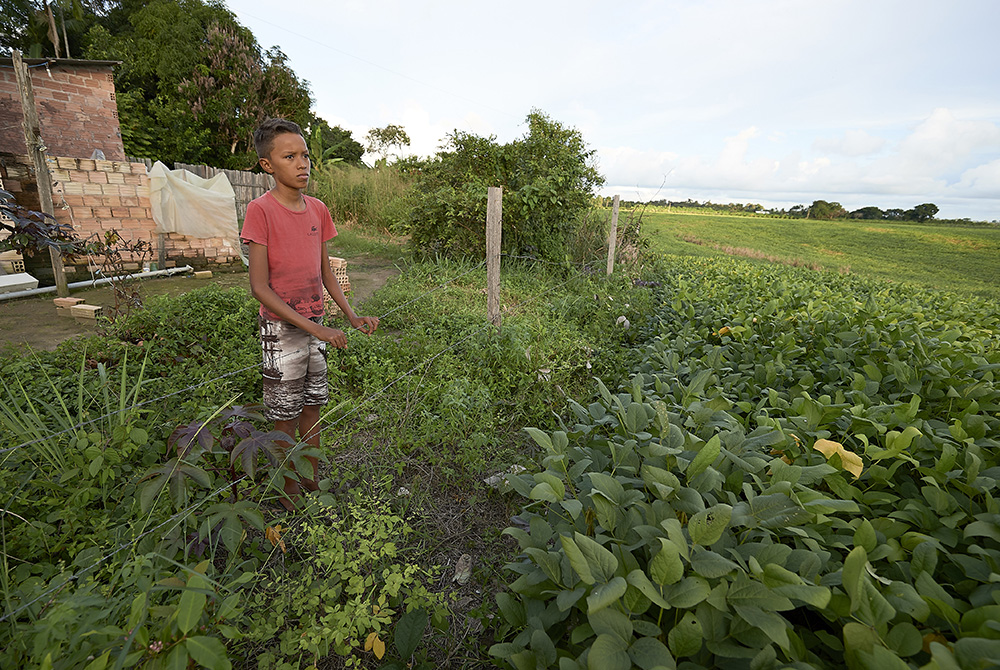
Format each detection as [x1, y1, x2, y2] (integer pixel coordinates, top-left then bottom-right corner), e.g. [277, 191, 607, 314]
[311, 226, 317, 232]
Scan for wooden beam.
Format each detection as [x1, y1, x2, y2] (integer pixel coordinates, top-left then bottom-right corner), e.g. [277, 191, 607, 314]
[12, 50, 68, 297]
[607, 194, 620, 275]
[486, 186, 502, 328]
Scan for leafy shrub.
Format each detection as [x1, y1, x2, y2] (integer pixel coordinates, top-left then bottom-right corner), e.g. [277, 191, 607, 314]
[407, 111, 604, 264]
[102, 284, 262, 413]
[492, 256, 1000, 669]
[246, 498, 448, 668]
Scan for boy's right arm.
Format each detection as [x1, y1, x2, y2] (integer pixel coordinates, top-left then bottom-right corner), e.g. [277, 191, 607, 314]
[247, 241, 348, 348]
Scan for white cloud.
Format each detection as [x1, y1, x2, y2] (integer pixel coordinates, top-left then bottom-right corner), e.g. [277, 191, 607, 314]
[957, 159, 1000, 197]
[896, 108, 1000, 170]
[813, 130, 886, 157]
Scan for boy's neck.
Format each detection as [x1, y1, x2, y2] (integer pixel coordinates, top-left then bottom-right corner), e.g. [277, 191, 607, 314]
[271, 184, 306, 211]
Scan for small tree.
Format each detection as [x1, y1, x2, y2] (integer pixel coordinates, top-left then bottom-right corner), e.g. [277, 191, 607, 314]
[909, 203, 939, 222]
[365, 124, 410, 162]
[407, 110, 605, 263]
[808, 200, 845, 220]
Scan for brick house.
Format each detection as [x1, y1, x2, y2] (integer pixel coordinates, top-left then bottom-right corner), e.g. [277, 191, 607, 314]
[0, 57, 243, 282]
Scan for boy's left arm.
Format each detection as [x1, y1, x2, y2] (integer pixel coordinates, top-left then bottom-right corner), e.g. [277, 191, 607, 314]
[321, 258, 379, 335]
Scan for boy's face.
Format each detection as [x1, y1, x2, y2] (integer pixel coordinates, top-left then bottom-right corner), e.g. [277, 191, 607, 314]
[260, 132, 310, 191]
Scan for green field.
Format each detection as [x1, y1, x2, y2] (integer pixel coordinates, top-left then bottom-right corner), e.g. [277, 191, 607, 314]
[641, 209, 1000, 298]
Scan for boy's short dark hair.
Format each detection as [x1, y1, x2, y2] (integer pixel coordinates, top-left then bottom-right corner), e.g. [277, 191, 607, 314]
[254, 118, 304, 160]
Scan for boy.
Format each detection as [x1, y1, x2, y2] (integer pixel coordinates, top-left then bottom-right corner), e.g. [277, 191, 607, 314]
[241, 118, 379, 511]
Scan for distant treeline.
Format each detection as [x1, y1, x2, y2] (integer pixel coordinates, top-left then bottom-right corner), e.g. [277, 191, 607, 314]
[602, 197, 997, 226]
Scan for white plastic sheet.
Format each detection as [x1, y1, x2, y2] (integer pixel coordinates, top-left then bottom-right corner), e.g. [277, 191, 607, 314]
[148, 161, 246, 263]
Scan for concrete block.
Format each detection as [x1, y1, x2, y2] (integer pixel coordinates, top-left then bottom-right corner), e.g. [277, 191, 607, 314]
[53, 297, 85, 308]
[0, 273, 39, 294]
[71, 304, 103, 322]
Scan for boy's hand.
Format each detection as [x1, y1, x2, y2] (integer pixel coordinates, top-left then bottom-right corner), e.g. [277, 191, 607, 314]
[350, 315, 380, 335]
[313, 324, 348, 348]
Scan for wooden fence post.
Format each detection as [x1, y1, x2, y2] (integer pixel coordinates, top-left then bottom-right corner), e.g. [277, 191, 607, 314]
[607, 194, 620, 276]
[12, 49, 68, 297]
[486, 186, 502, 328]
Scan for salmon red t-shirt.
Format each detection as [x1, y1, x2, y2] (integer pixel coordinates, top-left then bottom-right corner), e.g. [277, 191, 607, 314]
[240, 191, 337, 320]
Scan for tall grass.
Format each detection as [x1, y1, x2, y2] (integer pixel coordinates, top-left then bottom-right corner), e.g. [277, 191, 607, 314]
[309, 162, 412, 233]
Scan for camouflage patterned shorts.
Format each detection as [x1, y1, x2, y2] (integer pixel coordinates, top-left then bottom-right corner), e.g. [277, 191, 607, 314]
[259, 316, 329, 421]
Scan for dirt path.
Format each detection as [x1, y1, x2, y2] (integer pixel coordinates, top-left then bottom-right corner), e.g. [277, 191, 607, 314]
[0, 256, 400, 352]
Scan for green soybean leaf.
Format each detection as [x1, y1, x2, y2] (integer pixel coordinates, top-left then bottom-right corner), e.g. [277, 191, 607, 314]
[531, 629, 557, 666]
[589, 607, 634, 642]
[649, 538, 684, 586]
[575, 532, 618, 582]
[587, 576, 628, 614]
[668, 612, 703, 658]
[690, 549, 740, 579]
[911, 542, 938, 576]
[525, 548, 561, 584]
[665, 576, 712, 608]
[556, 587, 586, 612]
[841, 546, 867, 610]
[588, 634, 631, 670]
[561, 534, 595, 585]
[886, 622, 922, 657]
[687, 435, 721, 481]
[853, 519, 877, 552]
[589, 472, 625, 504]
[688, 504, 732, 546]
[626, 569, 671, 610]
[629, 636, 676, 670]
[529, 482, 561, 503]
[561, 499, 584, 519]
[524, 427, 553, 451]
[496, 592, 525, 627]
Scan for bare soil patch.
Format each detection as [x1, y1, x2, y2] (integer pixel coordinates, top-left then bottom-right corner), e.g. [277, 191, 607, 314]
[0, 255, 399, 352]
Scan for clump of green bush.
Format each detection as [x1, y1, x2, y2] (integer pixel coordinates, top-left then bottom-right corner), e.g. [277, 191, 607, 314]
[405, 110, 605, 265]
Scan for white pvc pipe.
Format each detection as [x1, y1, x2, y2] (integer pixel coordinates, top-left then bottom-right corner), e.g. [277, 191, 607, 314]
[0, 265, 195, 301]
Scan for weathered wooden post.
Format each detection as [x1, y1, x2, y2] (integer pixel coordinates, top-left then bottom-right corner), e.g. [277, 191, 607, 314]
[12, 49, 69, 297]
[486, 186, 502, 328]
[607, 194, 620, 276]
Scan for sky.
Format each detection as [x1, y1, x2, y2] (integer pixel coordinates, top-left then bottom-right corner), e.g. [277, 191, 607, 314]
[224, 0, 1000, 221]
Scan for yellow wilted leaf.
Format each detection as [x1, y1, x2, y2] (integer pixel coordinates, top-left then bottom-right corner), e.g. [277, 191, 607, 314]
[718, 326, 731, 336]
[922, 632, 950, 653]
[813, 439, 863, 479]
[365, 632, 386, 658]
[265, 525, 286, 554]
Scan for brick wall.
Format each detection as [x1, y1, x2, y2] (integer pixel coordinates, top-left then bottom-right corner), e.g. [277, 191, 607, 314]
[1, 154, 244, 284]
[0, 59, 124, 160]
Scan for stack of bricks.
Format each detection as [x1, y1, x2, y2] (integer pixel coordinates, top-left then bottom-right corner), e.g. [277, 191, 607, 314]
[324, 256, 351, 316]
[53, 296, 103, 324]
